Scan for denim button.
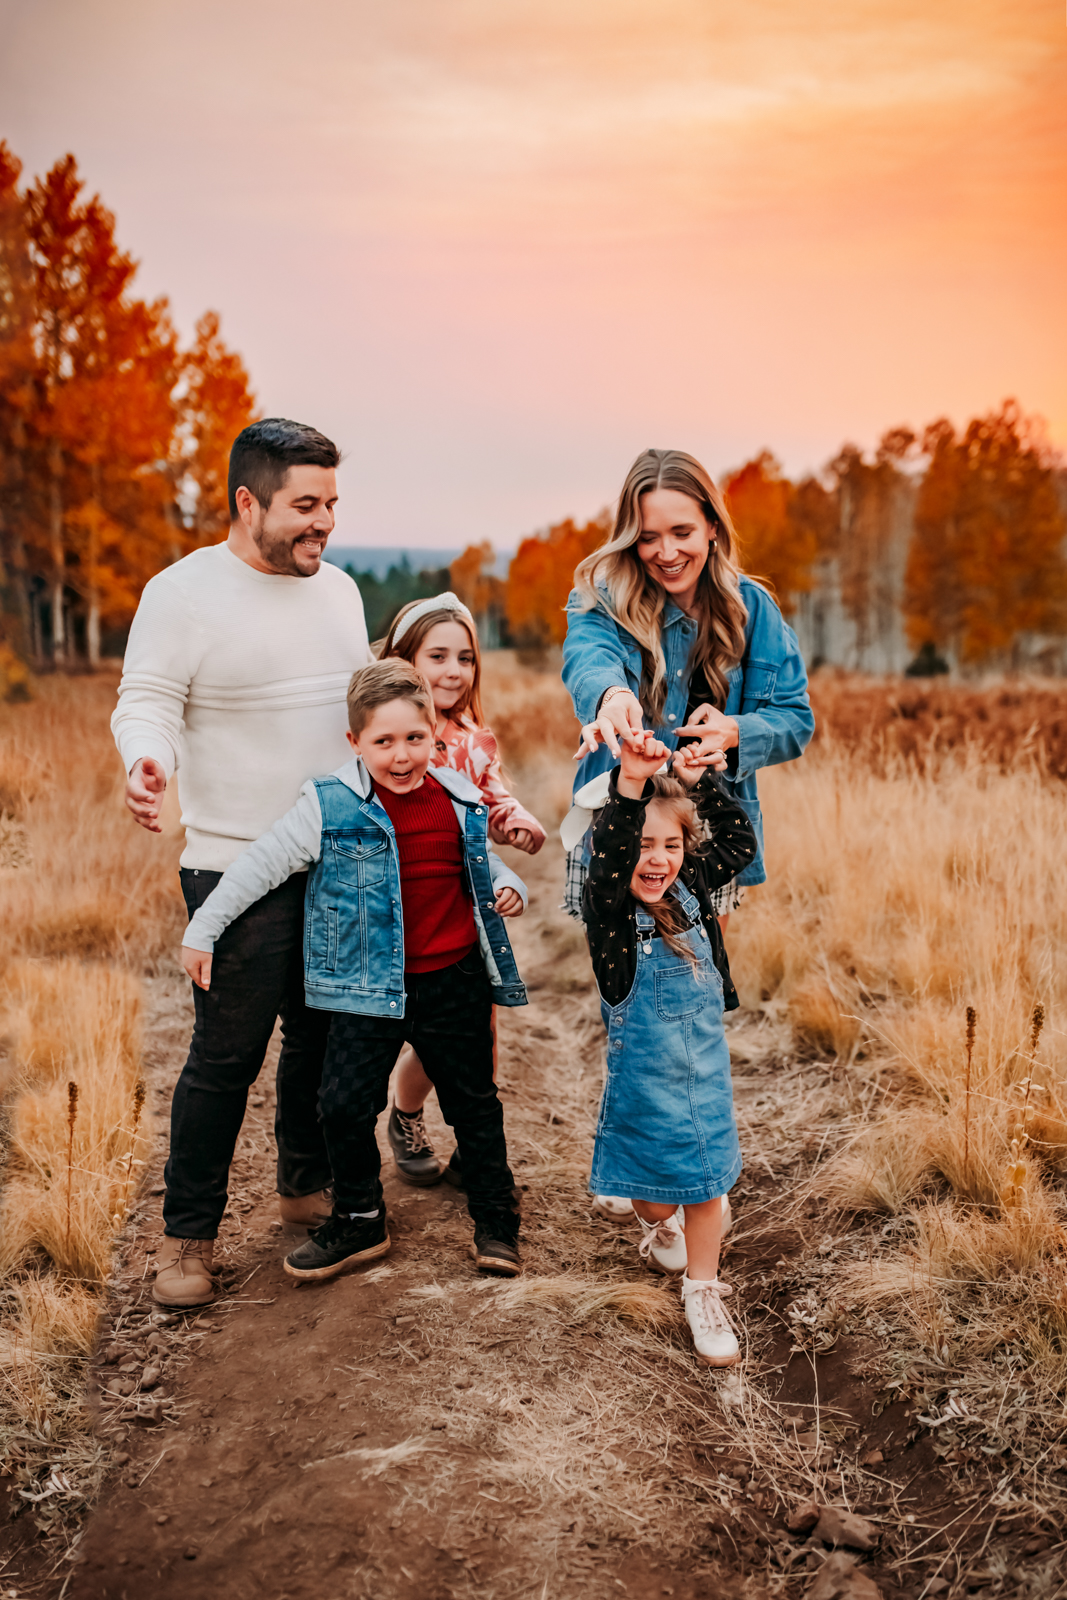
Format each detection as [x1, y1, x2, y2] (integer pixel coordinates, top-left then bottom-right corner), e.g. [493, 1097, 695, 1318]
[389, 1001, 397, 1009]
[486, 901, 494, 909]
[475, 807, 483, 815]
[499, 946, 506, 953]
[476, 855, 484, 862]
[668, 713, 676, 722]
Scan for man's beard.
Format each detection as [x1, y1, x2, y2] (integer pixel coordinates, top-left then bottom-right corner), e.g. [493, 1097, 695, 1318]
[253, 522, 323, 577]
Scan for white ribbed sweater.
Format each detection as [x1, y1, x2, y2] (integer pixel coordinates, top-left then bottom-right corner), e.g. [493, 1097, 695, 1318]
[111, 543, 371, 870]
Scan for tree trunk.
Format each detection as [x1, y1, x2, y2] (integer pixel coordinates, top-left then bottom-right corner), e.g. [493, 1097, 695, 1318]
[49, 438, 66, 662]
[87, 461, 102, 669]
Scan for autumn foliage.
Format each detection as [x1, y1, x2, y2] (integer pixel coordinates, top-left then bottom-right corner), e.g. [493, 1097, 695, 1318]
[505, 514, 610, 647]
[905, 404, 1067, 666]
[0, 143, 255, 668]
[500, 409, 1065, 671]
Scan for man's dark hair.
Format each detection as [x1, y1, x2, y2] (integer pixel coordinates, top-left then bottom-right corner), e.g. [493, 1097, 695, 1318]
[227, 418, 341, 521]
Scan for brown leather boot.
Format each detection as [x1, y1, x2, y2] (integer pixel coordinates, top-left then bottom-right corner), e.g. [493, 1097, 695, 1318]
[278, 1188, 333, 1232]
[152, 1237, 216, 1308]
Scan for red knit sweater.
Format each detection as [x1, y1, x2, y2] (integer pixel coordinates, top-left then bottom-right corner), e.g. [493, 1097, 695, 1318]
[373, 775, 477, 973]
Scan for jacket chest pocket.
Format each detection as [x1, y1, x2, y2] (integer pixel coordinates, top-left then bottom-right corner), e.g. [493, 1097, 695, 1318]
[329, 832, 389, 885]
[740, 660, 778, 712]
[654, 962, 710, 1020]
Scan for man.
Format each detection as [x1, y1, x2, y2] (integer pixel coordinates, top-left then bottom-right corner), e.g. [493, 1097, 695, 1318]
[113, 418, 372, 1308]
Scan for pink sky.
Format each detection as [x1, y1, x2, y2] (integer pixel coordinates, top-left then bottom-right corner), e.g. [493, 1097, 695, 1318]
[3, 0, 1064, 547]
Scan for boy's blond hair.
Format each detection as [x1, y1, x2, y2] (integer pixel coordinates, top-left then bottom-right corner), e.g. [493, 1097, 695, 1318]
[346, 658, 435, 737]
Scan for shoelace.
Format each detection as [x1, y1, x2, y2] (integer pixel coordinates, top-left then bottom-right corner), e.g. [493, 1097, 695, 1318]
[638, 1218, 681, 1259]
[175, 1239, 209, 1271]
[683, 1281, 734, 1337]
[397, 1108, 431, 1155]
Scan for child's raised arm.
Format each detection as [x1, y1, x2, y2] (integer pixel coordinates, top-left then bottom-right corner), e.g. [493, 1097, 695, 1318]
[180, 784, 324, 989]
[685, 769, 758, 891]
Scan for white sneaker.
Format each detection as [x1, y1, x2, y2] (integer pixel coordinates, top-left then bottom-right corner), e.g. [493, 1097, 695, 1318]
[638, 1212, 688, 1275]
[682, 1274, 739, 1367]
[592, 1195, 635, 1220]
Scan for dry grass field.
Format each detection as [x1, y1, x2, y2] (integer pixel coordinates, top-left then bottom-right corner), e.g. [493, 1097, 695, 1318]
[2, 662, 1067, 1598]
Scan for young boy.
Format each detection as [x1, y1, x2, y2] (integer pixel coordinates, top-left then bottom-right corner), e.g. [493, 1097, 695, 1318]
[180, 659, 528, 1282]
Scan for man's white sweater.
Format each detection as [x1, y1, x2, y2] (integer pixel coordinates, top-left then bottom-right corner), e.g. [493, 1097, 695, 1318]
[111, 543, 371, 870]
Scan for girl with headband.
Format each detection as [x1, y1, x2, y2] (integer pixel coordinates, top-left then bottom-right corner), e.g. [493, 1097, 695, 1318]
[379, 593, 546, 1188]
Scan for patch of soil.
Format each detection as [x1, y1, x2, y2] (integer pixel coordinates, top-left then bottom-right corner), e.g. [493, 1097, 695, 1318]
[7, 843, 1065, 1599]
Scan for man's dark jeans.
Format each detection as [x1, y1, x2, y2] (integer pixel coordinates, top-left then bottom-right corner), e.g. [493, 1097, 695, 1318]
[321, 948, 518, 1242]
[165, 869, 332, 1240]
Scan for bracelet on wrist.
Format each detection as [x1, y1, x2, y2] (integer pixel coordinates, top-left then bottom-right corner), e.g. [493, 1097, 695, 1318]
[599, 685, 633, 711]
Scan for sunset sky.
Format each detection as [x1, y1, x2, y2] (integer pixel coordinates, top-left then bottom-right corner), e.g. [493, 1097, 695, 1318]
[2, 0, 1064, 547]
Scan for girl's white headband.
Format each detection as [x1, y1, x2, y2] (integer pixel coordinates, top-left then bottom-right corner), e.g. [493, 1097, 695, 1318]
[391, 591, 475, 646]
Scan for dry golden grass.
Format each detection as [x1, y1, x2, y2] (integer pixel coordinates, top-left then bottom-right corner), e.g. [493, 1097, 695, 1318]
[809, 671, 1067, 780]
[5, 660, 1067, 1574]
[0, 674, 182, 1542]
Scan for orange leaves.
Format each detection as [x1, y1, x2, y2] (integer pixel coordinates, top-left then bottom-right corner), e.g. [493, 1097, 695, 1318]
[904, 401, 1067, 666]
[505, 514, 609, 648]
[0, 143, 256, 663]
[723, 452, 824, 615]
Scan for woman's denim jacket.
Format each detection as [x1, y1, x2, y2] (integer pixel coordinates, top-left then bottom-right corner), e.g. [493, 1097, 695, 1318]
[562, 576, 814, 886]
[182, 760, 529, 1017]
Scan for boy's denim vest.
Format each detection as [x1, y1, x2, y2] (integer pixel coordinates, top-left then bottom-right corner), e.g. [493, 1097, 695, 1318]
[303, 769, 528, 1018]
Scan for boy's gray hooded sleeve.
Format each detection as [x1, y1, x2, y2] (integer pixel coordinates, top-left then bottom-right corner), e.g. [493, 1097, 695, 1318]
[183, 783, 324, 952]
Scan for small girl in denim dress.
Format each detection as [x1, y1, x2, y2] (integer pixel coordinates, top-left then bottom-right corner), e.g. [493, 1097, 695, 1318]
[582, 731, 756, 1366]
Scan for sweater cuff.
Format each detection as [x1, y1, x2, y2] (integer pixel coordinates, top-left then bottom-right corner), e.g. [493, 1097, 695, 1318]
[607, 769, 654, 811]
[117, 735, 177, 780]
[182, 917, 215, 954]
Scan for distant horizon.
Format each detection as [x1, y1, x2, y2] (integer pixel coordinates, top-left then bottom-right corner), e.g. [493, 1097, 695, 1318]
[325, 545, 514, 581]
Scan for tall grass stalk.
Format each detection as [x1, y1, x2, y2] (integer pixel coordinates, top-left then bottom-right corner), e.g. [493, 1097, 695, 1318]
[964, 1005, 976, 1178]
[64, 1079, 79, 1252]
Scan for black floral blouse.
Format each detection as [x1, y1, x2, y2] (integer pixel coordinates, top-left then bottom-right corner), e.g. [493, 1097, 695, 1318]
[582, 768, 758, 1009]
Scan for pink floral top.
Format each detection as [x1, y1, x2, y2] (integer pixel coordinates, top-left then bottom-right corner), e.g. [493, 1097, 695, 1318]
[432, 717, 546, 850]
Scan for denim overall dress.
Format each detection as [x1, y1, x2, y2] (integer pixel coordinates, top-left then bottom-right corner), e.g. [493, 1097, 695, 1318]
[589, 882, 743, 1205]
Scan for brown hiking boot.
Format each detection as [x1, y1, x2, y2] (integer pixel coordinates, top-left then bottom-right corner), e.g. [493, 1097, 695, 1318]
[278, 1188, 333, 1232]
[152, 1237, 216, 1309]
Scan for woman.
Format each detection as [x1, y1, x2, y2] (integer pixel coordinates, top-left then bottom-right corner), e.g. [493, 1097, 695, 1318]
[561, 447, 814, 1219]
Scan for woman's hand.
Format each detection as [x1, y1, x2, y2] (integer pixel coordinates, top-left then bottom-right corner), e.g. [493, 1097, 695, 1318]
[617, 731, 672, 797]
[494, 886, 524, 917]
[182, 947, 213, 991]
[675, 703, 739, 766]
[575, 687, 645, 759]
[672, 742, 726, 786]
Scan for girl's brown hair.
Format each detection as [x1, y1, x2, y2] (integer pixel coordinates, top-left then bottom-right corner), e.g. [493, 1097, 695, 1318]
[379, 603, 485, 726]
[574, 448, 749, 721]
[640, 774, 705, 963]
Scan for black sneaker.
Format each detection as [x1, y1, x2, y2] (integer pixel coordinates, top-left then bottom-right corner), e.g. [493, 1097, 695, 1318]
[283, 1210, 391, 1281]
[444, 1149, 523, 1208]
[471, 1225, 521, 1277]
[387, 1104, 443, 1187]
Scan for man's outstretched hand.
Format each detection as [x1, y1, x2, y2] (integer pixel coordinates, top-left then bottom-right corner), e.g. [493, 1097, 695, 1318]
[126, 757, 167, 832]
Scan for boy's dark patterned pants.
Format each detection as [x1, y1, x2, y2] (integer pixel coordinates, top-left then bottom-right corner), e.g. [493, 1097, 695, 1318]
[320, 947, 518, 1242]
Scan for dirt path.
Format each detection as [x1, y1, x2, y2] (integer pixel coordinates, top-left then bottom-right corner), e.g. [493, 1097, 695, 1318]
[24, 836, 1058, 1600]
[61, 843, 749, 1600]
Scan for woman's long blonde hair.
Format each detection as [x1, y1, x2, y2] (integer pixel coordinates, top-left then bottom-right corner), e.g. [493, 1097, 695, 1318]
[574, 448, 748, 720]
